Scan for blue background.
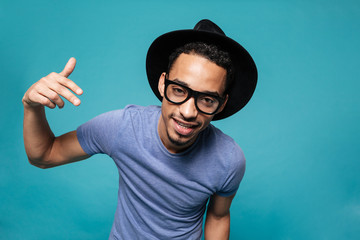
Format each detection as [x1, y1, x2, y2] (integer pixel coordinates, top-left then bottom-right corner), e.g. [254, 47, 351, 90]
[1, 0, 359, 239]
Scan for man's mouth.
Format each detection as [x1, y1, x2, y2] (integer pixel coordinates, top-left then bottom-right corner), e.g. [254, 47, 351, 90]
[173, 119, 199, 136]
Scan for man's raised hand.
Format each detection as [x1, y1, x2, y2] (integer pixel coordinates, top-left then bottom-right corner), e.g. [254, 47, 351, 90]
[22, 57, 83, 109]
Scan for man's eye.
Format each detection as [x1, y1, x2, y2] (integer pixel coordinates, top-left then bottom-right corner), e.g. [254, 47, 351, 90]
[200, 97, 215, 105]
[173, 87, 185, 94]
[204, 98, 214, 103]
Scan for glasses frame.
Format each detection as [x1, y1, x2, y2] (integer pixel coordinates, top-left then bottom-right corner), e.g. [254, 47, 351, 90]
[164, 78, 226, 115]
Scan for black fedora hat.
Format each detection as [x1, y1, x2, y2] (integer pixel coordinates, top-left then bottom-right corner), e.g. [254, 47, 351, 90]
[146, 19, 257, 120]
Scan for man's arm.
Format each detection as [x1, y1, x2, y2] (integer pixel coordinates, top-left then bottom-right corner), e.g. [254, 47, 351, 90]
[23, 57, 90, 168]
[204, 193, 236, 240]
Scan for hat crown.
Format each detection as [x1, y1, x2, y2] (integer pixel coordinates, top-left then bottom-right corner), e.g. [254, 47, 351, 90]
[193, 19, 226, 36]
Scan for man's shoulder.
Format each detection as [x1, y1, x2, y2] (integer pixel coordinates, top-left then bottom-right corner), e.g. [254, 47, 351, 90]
[123, 104, 161, 114]
[203, 124, 245, 162]
[206, 124, 239, 146]
[93, 104, 160, 119]
[79, 105, 160, 132]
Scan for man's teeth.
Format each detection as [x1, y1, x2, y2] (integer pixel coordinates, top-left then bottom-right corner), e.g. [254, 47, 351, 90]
[177, 121, 192, 128]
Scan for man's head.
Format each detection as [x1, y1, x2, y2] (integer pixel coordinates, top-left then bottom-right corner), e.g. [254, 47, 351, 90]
[146, 19, 257, 120]
[157, 45, 229, 153]
[167, 42, 233, 94]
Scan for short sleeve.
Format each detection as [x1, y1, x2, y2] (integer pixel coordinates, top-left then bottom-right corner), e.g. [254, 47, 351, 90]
[76, 109, 127, 156]
[216, 145, 246, 197]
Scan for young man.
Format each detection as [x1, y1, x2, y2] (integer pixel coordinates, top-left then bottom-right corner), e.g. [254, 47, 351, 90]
[22, 20, 257, 239]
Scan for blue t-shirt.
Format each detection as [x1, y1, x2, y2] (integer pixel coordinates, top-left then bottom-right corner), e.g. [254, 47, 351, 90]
[76, 105, 245, 240]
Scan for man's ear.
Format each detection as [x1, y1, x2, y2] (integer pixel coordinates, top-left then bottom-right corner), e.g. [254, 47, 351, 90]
[217, 94, 229, 113]
[158, 72, 166, 97]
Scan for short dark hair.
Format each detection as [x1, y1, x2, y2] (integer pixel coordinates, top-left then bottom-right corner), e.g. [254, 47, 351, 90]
[167, 42, 233, 94]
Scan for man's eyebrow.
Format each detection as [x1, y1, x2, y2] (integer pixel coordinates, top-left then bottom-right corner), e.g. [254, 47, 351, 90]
[172, 79, 189, 87]
[202, 90, 221, 97]
[172, 78, 221, 97]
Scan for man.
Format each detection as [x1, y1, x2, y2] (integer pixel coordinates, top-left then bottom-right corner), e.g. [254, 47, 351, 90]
[22, 20, 257, 239]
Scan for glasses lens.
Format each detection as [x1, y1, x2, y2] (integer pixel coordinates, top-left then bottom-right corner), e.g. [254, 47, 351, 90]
[166, 83, 188, 103]
[197, 94, 220, 114]
[165, 81, 221, 115]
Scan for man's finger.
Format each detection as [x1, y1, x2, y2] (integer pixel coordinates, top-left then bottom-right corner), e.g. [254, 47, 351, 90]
[56, 75, 83, 95]
[47, 82, 81, 106]
[33, 93, 56, 109]
[59, 57, 76, 78]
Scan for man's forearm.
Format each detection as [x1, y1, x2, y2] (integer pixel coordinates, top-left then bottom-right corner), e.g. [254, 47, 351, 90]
[23, 104, 55, 167]
[204, 211, 230, 240]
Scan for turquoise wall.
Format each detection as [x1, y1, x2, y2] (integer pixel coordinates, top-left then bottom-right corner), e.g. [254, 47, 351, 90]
[1, 0, 359, 239]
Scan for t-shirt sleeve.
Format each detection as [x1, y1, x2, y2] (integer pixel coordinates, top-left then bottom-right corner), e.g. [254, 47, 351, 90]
[216, 144, 246, 197]
[76, 109, 126, 156]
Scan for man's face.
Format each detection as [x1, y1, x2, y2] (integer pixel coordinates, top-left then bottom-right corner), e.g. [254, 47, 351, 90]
[157, 53, 228, 153]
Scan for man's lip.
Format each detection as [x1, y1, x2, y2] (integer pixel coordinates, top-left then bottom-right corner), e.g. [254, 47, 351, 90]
[172, 117, 199, 128]
[172, 118, 198, 136]
[172, 118, 200, 137]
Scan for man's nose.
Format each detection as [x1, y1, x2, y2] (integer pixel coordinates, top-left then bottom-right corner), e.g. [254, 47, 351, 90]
[179, 97, 198, 120]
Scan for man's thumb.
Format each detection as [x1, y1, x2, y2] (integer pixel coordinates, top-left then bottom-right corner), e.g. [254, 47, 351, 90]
[59, 57, 76, 77]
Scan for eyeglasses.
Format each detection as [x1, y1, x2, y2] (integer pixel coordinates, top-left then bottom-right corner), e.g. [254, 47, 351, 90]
[164, 77, 226, 115]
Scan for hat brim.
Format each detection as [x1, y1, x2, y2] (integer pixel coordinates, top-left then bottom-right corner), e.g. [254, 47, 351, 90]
[146, 29, 257, 120]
